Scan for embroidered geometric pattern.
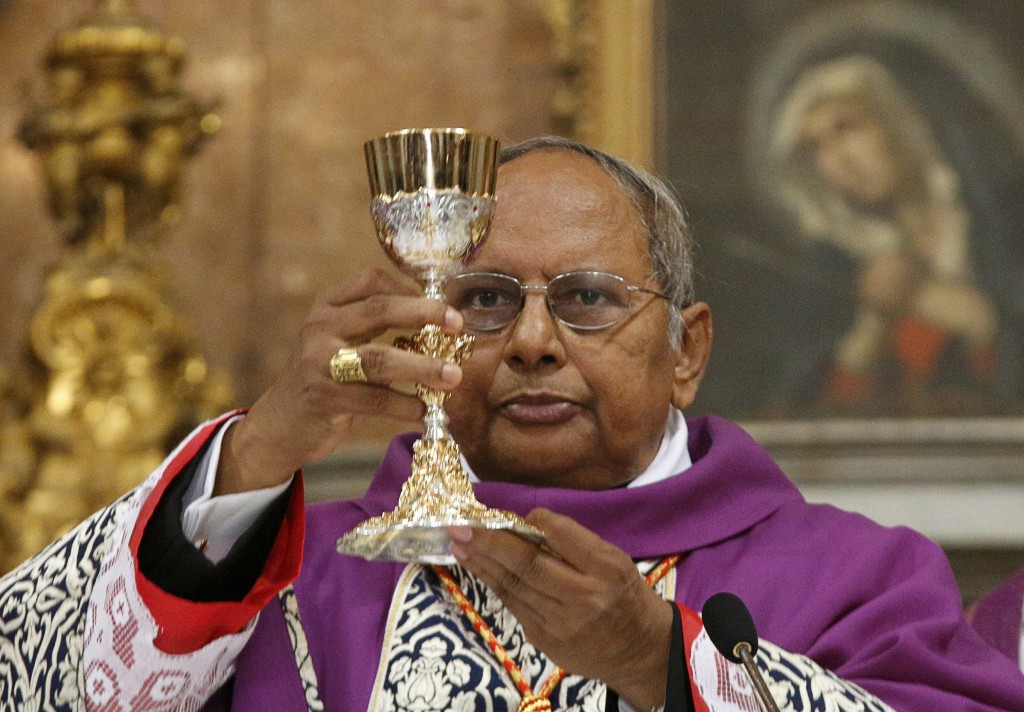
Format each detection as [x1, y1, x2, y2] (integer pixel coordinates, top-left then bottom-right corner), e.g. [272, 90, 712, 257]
[712, 654, 759, 711]
[369, 561, 675, 712]
[0, 489, 133, 712]
[687, 626, 761, 711]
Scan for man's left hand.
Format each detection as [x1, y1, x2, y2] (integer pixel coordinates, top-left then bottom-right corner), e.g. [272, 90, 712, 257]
[449, 507, 673, 710]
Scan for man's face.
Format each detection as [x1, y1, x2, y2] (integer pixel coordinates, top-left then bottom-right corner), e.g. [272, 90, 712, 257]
[446, 149, 702, 490]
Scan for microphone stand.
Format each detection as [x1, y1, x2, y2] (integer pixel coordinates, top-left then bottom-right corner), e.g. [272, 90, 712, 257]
[733, 641, 781, 712]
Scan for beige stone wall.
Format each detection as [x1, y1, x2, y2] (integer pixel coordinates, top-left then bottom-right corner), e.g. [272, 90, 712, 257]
[0, 0, 559, 445]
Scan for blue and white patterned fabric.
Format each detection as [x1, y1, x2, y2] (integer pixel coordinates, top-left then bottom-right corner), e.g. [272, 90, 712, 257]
[0, 493, 132, 712]
[757, 641, 893, 712]
[362, 562, 894, 712]
[278, 585, 325, 712]
[368, 561, 672, 711]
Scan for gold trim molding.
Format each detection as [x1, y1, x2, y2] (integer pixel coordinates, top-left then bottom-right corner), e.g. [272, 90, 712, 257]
[550, 0, 657, 169]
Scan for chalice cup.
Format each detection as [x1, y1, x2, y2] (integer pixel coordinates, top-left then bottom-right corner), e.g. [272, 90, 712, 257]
[335, 128, 544, 564]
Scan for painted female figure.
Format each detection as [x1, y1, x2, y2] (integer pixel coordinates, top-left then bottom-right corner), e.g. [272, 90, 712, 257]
[770, 56, 1024, 415]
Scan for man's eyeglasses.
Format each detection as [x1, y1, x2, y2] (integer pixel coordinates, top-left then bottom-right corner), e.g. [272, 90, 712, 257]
[443, 271, 670, 332]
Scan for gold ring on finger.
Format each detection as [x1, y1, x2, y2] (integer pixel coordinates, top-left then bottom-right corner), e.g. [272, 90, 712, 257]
[329, 347, 368, 384]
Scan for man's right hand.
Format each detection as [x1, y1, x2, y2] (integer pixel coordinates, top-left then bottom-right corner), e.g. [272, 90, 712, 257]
[215, 267, 464, 496]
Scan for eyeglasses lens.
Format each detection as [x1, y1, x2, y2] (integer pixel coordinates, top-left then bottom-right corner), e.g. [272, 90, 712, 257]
[445, 272, 632, 331]
[548, 272, 630, 329]
[444, 274, 521, 331]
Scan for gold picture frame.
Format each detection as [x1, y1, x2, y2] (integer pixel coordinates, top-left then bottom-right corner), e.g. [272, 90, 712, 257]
[551, 0, 658, 170]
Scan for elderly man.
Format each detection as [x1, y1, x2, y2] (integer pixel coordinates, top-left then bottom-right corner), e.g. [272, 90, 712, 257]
[4, 137, 1024, 711]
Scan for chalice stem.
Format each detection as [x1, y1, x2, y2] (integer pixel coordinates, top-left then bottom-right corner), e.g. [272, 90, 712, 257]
[421, 276, 451, 443]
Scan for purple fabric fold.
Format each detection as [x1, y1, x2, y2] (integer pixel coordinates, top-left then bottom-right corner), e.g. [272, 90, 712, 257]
[970, 568, 1024, 664]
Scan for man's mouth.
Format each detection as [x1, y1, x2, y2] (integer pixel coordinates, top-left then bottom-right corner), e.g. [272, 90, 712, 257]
[499, 393, 581, 425]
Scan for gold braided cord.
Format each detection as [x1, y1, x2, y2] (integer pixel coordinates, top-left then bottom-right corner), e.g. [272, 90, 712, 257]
[434, 553, 681, 711]
[645, 554, 681, 586]
[518, 695, 555, 712]
[435, 566, 534, 696]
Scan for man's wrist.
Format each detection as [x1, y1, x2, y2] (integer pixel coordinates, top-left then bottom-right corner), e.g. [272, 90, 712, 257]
[215, 416, 295, 496]
[614, 596, 673, 711]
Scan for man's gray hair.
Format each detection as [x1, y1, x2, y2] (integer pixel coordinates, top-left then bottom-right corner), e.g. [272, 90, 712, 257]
[499, 135, 694, 345]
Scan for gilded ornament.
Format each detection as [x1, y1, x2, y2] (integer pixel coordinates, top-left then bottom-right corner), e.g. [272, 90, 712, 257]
[0, 0, 230, 572]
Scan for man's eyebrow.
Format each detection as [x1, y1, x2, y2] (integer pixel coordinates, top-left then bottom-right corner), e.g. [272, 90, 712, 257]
[458, 267, 515, 277]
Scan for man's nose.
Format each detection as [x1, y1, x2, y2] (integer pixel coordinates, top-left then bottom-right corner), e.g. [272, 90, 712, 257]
[502, 292, 566, 369]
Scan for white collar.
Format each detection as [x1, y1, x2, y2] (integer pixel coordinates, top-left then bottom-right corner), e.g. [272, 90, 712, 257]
[461, 408, 692, 488]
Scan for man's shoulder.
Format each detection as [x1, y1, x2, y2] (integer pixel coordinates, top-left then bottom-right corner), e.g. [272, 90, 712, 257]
[689, 414, 945, 557]
[757, 496, 948, 572]
[769, 495, 933, 538]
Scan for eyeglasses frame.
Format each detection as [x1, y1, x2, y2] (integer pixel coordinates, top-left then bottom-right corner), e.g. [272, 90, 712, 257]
[444, 270, 671, 333]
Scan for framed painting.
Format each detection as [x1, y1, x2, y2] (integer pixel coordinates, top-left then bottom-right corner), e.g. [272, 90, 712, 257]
[566, 0, 1024, 549]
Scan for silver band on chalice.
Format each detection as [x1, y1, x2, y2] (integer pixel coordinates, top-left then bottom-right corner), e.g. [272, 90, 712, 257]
[329, 347, 367, 384]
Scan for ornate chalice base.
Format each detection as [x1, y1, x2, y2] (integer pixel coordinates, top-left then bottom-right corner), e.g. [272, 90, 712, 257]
[336, 439, 544, 564]
[336, 323, 544, 563]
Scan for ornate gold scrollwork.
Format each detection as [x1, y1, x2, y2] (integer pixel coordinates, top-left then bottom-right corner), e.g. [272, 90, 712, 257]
[0, 0, 230, 572]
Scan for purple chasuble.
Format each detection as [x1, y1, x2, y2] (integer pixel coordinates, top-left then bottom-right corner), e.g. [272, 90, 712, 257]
[222, 416, 1024, 711]
[970, 568, 1024, 665]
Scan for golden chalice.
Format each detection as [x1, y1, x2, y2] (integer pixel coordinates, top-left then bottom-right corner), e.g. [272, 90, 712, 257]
[335, 128, 543, 563]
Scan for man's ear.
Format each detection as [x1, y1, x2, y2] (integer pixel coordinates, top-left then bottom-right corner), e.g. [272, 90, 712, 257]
[670, 302, 712, 410]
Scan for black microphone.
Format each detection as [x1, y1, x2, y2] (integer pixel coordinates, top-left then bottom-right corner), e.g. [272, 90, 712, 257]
[701, 592, 781, 712]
